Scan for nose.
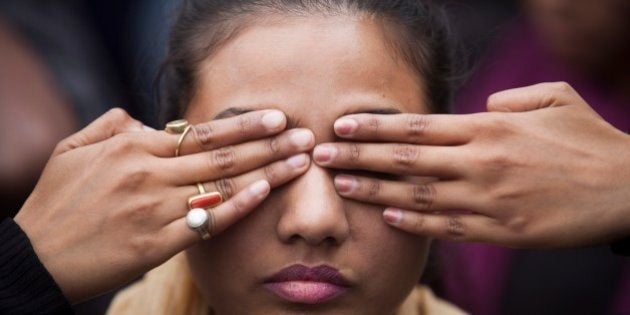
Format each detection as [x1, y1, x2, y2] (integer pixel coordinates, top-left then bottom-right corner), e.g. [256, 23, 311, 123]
[276, 165, 350, 246]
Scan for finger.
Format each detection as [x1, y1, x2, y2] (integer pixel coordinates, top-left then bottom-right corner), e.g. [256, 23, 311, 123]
[382, 208, 499, 243]
[332, 113, 475, 145]
[54, 108, 150, 155]
[200, 153, 310, 202]
[164, 153, 310, 221]
[97, 110, 289, 159]
[163, 180, 271, 249]
[163, 129, 314, 184]
[313, 142, 464, 178]
[486, 82, 588, 112]
[178, 110, 288, 156]
[334, 175, 479, 212]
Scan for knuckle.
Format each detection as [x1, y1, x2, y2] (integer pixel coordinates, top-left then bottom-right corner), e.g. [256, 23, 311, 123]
[192, 123, 216, 148]
[107, 107, 130, 122]
[348, 143, 361, 164]
[486, 93, 500, 109]
[393, 144, 419, 168]
[480, 114, 517, 138]
[505, 215, 528, 234]
[365, 178, 381, 198]
[366, 116, 380, 134]
[405, 114, 429, 140]
[411, 214, 426, 232]
[484, 113, 506, 130]
[479, 148, 524, 174]
[108, 134, 137, 155]
[550, 81, 573, 94]
[211, 146, 236, 171]
[232, 196, 250, 214]
[266, 136, 281, 155]
[445, 216, 466, 240]
[215, 177, 236, 199]
[126, 165, 151, 188]
[128, 234, 157, 260]
[411, 184, 435, 211]
[115, 163, 152, 191]
[238, 115, 253, 134]
[263, 163, 280, 184]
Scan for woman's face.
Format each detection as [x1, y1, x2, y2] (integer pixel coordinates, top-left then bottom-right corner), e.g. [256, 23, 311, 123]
[185, 16, 430, 314]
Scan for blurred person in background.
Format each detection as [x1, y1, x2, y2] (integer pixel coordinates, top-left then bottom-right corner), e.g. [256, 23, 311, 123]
[0, 1, 125, 219]
[0, 1, 130, 313]
[436, 0, 630, 314]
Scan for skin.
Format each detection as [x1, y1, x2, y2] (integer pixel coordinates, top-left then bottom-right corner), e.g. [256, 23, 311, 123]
[316, 82, 630, 248]
[10, 3, 630, 310]
[15, 102, 316, 300]
[185, 16, 429, 314]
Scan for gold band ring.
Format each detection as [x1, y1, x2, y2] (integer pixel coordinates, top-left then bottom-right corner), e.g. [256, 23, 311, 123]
[165, 119, 190, 134]
[175, 125, 193, 157]
[197, 183, 206, 194]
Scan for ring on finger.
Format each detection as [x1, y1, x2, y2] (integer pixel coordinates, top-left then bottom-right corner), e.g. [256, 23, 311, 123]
[175, 125, 193, 157]
[186, 208, 213, 240]
[197, 182, 206, 194]
[165, 119, 190, 134]
[188, 191, 223, 210]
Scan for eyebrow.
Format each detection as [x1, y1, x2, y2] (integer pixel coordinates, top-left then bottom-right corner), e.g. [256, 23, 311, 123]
[213, 106, 402, 128]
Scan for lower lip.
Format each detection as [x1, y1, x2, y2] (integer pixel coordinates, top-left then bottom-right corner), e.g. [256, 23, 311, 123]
[264, 281, 348, 304]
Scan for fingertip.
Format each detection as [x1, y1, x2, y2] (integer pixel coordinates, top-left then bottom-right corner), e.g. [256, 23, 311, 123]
[334, 118, 358, 137]
[312, 144, 337, 164]
[286, 153, 310, 169]
[383, 208, 403, 225]
[288, 129, 315, 149]
[334, 174, 356, 194]
[249, 179, 271, 198]
[262, 110, 287, 132]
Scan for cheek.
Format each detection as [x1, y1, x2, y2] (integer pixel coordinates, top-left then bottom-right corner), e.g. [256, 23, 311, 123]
[185, 207, 276, 304]
[345, 202, 430, 299]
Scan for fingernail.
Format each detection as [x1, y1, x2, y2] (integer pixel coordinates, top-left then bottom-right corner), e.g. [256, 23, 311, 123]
[262, 111, 285, 131]
[313, 144, 337, 163]
[334, 175, 356, 194]
[383, 208, 403, 225]
[249, 180, 270, 196]
[334, 118, 358, 136]
[289, 129, 314, 148]
[286, 154, 308, 168]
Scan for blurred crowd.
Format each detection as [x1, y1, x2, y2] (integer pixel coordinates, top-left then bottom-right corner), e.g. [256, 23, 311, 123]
[1, 0, 628, 314]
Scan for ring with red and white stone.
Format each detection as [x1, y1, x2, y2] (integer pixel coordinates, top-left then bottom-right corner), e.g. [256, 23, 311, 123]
[187, 191, 223, 210]
[186, 208, 212, 240]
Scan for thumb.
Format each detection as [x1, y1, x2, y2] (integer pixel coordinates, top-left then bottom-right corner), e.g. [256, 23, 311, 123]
[53, 108, 153, 155]
[486, 82, 587, 112]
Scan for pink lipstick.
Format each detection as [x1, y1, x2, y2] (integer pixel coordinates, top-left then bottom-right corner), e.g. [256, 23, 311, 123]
[264, 264, 350, 304]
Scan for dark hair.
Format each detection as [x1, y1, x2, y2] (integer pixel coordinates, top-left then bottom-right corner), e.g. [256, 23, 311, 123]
[158, 0, 457, 122]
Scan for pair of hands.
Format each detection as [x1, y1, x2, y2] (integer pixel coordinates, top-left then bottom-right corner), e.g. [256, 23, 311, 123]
[14, 82, 630, 302]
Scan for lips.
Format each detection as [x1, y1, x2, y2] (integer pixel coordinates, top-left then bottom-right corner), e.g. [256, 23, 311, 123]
[264, 264, 350, 304]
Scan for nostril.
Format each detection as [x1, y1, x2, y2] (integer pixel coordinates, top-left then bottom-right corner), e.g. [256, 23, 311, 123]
[323, 236, 338, 246]
[285, 233, 340, 246]
[288, 234, 302, 244]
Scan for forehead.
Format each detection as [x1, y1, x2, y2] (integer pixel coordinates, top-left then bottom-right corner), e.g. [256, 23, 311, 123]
[187, 16, 427, 132]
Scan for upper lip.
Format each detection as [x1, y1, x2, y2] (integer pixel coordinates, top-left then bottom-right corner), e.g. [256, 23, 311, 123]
[265, 264, 351, 287]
